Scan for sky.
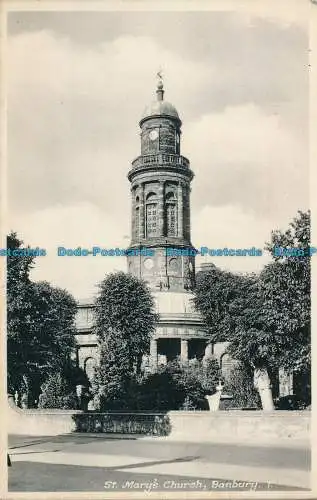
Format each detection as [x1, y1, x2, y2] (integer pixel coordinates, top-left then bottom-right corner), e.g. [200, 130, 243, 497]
[6, 8, 309, 300]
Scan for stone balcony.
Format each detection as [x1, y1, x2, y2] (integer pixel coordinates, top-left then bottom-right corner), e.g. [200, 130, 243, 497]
[128, 153, 193, 180]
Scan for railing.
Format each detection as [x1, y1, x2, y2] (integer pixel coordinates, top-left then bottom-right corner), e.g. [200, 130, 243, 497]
[131, 153, 190, 170]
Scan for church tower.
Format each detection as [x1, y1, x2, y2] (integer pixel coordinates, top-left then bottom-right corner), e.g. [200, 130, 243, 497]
[127, 78, 196, 292]
[74, 78, 231, 376]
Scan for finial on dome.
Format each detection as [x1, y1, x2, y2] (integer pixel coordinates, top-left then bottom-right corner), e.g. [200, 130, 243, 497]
[156, 70, 164, 101]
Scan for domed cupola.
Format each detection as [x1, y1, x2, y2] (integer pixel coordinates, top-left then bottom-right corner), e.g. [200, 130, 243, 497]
[140, 79, 181, 125]
[139, 78, 182, 156]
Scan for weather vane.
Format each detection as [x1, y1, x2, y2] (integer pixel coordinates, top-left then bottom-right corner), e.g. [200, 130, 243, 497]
[157, 68, 163, 82]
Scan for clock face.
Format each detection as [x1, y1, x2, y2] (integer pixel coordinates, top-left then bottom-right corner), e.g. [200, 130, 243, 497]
[143, 258, 154, 270]
[149, 130, 158, 141]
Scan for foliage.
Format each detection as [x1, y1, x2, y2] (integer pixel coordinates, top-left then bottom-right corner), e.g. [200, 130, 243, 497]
[261, 210, 311, 372]
[223, 362, 261, 409]
[7, 232, 35, 394]
[134, 367, 184, 411]
[7, 232, 78, 404]
[195, 357, 220, 393]
[266, 210, 310, 257]
[93, 272, 158, 373]
[38, 372, 78, 409]
[193, 264, 251, 343]
[193, 210, 311, 379]
[73, 413, 171, 436]
[92, 272, 158, 410]
[92, 335, 133, 411]
[132, 358, 220, 411]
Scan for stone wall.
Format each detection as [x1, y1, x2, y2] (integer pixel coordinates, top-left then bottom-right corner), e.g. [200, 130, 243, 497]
[8, 395, 310, 444]
[167, 410, 311, 444]
[7, 395, 82, 436]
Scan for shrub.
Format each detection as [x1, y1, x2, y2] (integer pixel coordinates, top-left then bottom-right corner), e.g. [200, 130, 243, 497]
[133, 358, 220, 411]
[133, 369, 184, 411]
[38, 372, 78, 409]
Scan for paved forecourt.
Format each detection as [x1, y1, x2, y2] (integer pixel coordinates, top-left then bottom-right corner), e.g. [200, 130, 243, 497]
[8, 433, 310, 492]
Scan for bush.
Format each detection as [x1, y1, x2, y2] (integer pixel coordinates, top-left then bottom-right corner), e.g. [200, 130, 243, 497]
[133, 369, 184, 411]
[38, 372, 78, 409]
[73, 413, 171, 435]
[132, 358, 220, 411]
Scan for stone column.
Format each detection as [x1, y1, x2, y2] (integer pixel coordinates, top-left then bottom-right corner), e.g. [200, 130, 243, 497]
[158, 181, 165, 236]
[150, 339, 158, 372]
[180, 339, 188, 363]
[177, 182, 183, 238]
[139, 182, 145, 239]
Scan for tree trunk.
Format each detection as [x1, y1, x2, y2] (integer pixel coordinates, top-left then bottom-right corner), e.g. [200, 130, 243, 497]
[22, 374, 30, 409]
[253, 367, 275, 411]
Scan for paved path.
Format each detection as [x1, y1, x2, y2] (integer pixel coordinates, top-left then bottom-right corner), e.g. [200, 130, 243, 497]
[8, 433, 311, 492]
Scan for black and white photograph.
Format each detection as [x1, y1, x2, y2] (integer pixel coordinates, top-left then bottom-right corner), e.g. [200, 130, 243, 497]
[1, 0, 315, 497]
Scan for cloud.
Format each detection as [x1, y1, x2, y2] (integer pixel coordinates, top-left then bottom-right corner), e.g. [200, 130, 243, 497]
[8, 30, 213, 217]
[192, 204, 273, 273]
[184, 104, 308, 218]
[7, 19, 308, 298]
[9, 202, 129, 299]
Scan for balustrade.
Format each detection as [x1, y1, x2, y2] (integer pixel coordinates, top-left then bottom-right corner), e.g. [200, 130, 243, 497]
[132, 153, 190, 170]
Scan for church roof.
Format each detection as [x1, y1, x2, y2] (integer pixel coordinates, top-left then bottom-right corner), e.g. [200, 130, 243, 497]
[140, 77, 180, 123]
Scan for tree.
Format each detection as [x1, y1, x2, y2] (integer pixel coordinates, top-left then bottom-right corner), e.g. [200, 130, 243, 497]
[7, 232, 35, 395]
[193, 264, 253, 344]
[7, 232, 78, 405]
[194, 264, 276, 409]
[92, 272, 157, 409]
[38, 372, 78, 409]
[262, 210, 310, 371]
[193, 211, 311, 409]
[260, 211, 311, 405]
[92, 334, 133, 410]
[29, 281, 77, 374]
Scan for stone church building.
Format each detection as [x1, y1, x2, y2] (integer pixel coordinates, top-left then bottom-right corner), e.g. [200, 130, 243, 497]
[74, 80, 295, 400]
[75, 79, 232, 382]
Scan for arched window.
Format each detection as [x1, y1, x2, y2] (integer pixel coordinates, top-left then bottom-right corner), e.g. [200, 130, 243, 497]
[169, 257, 178, 274]
[84, 357, 96, 381]
[166, 191, 177, 236]
[145, 192, 157, 237]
